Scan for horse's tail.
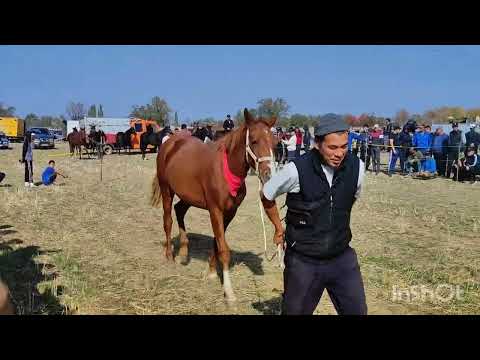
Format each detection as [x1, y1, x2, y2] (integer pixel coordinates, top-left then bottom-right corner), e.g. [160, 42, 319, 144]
[150, 174, 162, 208]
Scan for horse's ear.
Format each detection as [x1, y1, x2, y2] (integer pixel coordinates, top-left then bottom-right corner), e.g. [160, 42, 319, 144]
[267, 116, 277, 127]
[244, 108, 255, 126]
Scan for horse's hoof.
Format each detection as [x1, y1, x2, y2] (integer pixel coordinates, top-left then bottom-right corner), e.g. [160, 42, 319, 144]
[179, 255, 190, 266]
[224, 295, 237, 309]
[206, 272, 218, 281]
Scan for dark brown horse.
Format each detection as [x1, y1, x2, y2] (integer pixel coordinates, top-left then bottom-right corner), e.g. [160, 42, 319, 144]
[151, 109, 284, 303]
[67, 129, 90, 159]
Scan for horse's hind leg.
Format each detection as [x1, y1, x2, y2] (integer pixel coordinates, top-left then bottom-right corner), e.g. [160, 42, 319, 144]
[174, 200, 191, 264]
[161, 184, 175, 261]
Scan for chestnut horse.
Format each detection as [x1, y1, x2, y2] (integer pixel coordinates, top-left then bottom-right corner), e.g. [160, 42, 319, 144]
[151, 109, 281, 303]
[67, 129, 90, 159]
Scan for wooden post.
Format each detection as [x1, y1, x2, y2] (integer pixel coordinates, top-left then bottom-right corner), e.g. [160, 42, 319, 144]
[100, 136, 103, 182]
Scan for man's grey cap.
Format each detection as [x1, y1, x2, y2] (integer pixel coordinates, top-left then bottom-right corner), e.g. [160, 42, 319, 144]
[314, 113, 349, 137]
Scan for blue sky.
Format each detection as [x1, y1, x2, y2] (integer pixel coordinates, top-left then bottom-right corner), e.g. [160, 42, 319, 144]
[1, 45, 480, 122]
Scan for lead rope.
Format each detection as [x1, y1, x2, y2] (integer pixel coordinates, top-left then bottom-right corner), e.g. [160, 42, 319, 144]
[257, 176, 284, 269]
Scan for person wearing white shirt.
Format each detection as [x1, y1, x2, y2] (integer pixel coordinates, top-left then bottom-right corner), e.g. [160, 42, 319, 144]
[260, 114, 367, 315]
[282, 128, 298, 162]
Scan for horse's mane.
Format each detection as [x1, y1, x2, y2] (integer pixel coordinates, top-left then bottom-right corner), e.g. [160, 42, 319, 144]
[213, 119, 271, 153]
[213, 124, 246, 153]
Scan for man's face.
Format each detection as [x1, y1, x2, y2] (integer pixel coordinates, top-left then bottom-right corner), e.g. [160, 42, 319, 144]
[425, 127, 431, 133]
[316, 132, 349, 169]
[49, 163, 55, 168]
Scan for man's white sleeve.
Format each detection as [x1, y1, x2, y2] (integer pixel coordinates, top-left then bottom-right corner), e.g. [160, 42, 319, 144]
[262, 162, 300, 201]
[355, 160, 365, 199]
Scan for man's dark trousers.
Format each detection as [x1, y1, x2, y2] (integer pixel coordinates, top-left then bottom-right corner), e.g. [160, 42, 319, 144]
[281, 247, 367, 315]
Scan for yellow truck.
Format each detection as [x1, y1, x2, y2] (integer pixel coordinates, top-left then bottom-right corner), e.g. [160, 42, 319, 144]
[0, 117, 25, 142]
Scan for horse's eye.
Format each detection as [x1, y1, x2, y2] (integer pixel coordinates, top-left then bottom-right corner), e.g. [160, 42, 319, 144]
[252, 140, 257, 145]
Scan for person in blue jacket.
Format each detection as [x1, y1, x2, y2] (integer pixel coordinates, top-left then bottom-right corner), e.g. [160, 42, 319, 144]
[348, 128, 363, 154]
[42, 160, 67, 186]
[412, 124, 432, 155]
[432, 127, 449, 177]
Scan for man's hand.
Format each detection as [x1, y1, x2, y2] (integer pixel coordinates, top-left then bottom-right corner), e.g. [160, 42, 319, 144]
[273, 227, 285, 248]
[260, 191, 284, 246]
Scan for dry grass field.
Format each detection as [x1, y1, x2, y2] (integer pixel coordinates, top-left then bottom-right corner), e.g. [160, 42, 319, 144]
[1, 142, 480, 314]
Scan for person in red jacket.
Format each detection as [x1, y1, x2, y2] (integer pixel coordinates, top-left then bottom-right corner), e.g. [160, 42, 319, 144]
[369, 124, 384, 175]
[295, 127, 303, 158]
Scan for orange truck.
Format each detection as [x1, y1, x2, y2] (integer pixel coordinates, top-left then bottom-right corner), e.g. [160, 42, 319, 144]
[0, 117, 25, 142]
[129, 118, 160, 150]
[102, 118, 160, 155]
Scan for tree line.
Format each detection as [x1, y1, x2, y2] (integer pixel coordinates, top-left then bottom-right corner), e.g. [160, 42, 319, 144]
[3, 98, 480, 134]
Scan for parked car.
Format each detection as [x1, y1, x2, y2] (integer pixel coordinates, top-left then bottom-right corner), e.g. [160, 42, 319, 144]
[0, 132, 10, 149]
[29, 127, 55, 149]
[49, 129, 65, 141]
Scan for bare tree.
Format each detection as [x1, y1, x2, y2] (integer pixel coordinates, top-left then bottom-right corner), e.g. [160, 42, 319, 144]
[66, 102, 86, 120]
[394, 109, 410, 126]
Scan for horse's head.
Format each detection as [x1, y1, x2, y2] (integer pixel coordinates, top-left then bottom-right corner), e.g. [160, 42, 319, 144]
[244, 108, 277, 184]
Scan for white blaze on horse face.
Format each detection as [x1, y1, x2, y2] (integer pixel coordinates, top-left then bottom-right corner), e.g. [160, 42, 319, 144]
[223, 270, 236, 302]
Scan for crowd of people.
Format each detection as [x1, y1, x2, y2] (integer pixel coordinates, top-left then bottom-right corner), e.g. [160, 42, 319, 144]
[2, 115, 480, 188]
[272, 118, 480, 183]
[347, 119, 480, 182]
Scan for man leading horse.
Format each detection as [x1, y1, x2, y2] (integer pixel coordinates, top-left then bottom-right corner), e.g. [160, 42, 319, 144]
[261, 114, 368, 315]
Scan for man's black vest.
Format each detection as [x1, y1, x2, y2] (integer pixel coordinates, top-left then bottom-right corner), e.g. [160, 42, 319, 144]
[285, 149, 359, 260]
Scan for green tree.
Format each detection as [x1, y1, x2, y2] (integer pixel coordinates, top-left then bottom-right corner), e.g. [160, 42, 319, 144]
[174, 111, 179, 127]
[88, 104, 97, 117]
[0, 102, 16, 116]
[288, 113, 311, 128]
[24, 113, 40, 128]
[234, 108, 257, 126]
[130, 96, 172, 126]
[257, 97, 290, 118]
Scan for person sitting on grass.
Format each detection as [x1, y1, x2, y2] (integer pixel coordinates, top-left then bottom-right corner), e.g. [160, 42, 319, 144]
[41, 160, 68, 186]
[453, 144, 480, 182]
[406, 147, 425, 174]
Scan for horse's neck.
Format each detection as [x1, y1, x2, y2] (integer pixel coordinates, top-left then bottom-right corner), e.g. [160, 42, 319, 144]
[223, 126, 249, 179]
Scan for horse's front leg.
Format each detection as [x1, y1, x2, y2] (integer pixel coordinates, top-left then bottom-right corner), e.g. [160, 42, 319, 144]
[209, 207, 236, 303]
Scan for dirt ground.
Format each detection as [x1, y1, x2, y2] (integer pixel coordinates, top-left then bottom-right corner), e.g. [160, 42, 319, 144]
[1, 142, 480, 314]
